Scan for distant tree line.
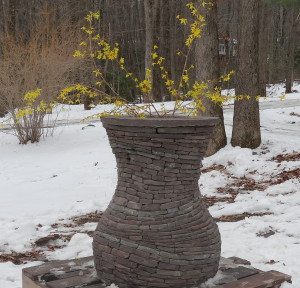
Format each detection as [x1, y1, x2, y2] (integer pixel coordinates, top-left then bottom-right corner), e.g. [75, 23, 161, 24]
[0, 0, 299, 151]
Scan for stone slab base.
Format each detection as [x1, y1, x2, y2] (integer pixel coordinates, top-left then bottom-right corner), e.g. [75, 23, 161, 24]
[22, 256, 291, 288]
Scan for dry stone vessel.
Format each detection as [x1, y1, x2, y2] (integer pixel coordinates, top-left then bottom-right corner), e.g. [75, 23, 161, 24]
[93, 117, 221, 287]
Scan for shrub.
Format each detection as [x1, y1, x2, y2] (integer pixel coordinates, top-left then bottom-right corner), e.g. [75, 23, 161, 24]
[0, 13, 83, 143]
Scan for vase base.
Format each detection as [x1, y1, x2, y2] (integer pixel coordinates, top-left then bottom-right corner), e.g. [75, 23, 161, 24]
[22, 256, 292, 288]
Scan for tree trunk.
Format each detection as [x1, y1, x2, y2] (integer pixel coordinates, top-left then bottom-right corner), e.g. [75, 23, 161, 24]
[0, 106, 6, 117]
[83, 97, 92, 110]
[258, 1, 270, 97]
[152, 0, 165, 102]
[284, 4, 296, 94]
[144, 0, 158, 102]
[169, 0, 176, 100]
[8, 0, 16, 37]
[268, 5, 283, 83]
[195, 0, 227, 156]
[231, 0, 261, 149]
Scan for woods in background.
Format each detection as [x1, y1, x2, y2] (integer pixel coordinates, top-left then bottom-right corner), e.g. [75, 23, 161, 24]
[0, 0, 299, 150]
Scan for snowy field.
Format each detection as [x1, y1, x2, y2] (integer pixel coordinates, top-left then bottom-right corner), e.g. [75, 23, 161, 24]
[0, 83, 299, 287]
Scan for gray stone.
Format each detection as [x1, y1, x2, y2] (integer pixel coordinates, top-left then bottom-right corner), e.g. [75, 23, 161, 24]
[93, 117, 221, 288]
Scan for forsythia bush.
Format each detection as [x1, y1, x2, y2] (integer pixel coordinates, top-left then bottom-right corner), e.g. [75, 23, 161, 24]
[68, 1, 235, 118]
[17, 1, 238, 124]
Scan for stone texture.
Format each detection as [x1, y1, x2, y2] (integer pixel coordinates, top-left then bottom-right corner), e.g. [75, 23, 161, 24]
[22, 256, 292, 288]
[93, 117, 221, 288]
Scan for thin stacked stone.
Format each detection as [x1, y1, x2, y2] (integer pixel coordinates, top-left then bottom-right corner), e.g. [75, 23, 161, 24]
[93, 117, 221, 288]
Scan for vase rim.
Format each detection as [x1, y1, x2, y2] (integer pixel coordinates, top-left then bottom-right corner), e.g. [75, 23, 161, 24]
[101, 116, 219, 127]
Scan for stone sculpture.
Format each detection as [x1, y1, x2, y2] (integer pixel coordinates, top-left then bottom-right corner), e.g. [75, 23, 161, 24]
[93, 117, 221, 287]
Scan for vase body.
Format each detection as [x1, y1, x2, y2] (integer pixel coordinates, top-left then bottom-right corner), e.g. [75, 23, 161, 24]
[93, 117, 221, 288]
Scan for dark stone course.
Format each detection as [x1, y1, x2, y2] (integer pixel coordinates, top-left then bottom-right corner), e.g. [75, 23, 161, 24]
[93, 117, 221, 288]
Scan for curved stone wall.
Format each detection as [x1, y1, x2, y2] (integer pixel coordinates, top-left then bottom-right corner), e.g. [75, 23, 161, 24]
[93, 117, 221, 288]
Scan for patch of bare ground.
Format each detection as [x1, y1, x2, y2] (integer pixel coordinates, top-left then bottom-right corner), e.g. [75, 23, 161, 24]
[233, 176, 268, 191]
[273, 152, 300, 163]
[0, 211, 103, 265]
[71, 211, 103, 225]
[201, 153, 299, 222]
[50, 211, 103, 229]
[201, 164, 227, 174]
[201, 154, 299, 199]
[39, 211, 103, 249]
[214, 212, 272, 223]
[231, 168, 299, 190]
[273, 168, 300, 184]
[0, 250, 44, 265]
[290, 112, 300, 117]
[34, 233, 75, 252]
[265, 259, 280, 265]
[256, 227, 277, 238]
[203, 196, 235, 207]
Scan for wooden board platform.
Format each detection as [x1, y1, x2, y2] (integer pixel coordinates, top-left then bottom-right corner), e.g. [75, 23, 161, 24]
[22, 256, 292, 288]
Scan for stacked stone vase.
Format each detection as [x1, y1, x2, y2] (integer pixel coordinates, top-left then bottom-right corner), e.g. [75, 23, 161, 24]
[93, 117, 221, 288]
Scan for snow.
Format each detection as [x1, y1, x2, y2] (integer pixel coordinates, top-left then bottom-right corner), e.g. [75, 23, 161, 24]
[0, 124, 116, 254]
[0, 261, 43, 288]
[46, 233, 93, 261]
[0, 82, 299, 287]
[222, 81, 300, 100]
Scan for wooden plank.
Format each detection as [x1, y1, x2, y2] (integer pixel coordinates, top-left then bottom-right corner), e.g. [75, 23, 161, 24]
[228, 256, 251, 266]
[217, 270, 292, 288]
[23, 260, 66, 280]
[46, 275, 101, 288]
[217, 266, 260, 285]
[23, 257, 93, 279]
[40, 269, 90, 282]
[227, 266, 260, 279]
[22, 274, 45, 288]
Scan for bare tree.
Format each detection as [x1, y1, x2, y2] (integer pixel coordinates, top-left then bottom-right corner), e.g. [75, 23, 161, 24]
[283, 3, 298, 93]
[231, 0, 261, 149]
[195, 0, 227, 156]
[258, 1, 271, 97]
[144, 0, 158, 102]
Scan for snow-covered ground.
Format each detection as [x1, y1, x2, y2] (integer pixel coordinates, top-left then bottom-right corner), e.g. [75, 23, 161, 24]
[0, 83, 299, 287]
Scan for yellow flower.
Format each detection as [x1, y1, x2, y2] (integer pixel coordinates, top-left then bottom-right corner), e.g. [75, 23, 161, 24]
[165, 79, 174, 87]
[182, 74, 189, 83]
[279, 95, 286, 101]
[152, 52, 158, 60]
[138, 79, 152, 94]
[115, 100, 126, 107]
[221, 70, 234, 82]
[170, 89, 177, 96]
[157, 57, 165, 65]
[85, 11, 100, 22]
[73, 50, 85, 58]
[92, 34, 100, 41]
[93, 69, 102, 77]
[24, 89, 42, 105]
[179, 18, 188, 25]
[81, 26, 94, 35]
